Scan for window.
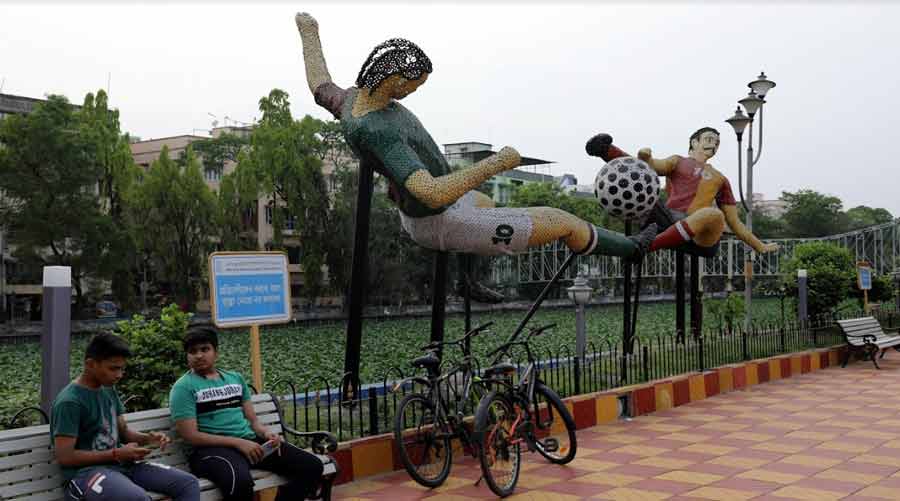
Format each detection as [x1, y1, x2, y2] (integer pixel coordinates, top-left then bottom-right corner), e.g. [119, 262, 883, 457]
[287, 246, 301, 264]
[204, 168, 222, 182]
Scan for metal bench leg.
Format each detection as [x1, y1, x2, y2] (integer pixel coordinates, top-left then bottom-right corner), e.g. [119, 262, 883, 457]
[869, 346, 881, 369]
[841, 347, 852, 368]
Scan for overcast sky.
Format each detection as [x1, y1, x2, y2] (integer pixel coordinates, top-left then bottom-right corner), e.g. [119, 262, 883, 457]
[2, 2, 899, 217]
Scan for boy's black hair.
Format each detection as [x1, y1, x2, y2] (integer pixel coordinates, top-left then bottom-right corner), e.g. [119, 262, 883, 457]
[85, 332, 132, 361]
[689, 127, 720, 150]
[183, 324, 219, 352]
[356, 38, 433, 92]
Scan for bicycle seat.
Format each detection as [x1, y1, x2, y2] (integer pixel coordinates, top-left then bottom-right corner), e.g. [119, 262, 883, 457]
[412, 353, 440, 369]
[484, 362, 516, 377]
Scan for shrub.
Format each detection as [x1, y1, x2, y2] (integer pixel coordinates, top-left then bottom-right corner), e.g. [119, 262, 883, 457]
[780, 242, 855, 317]
[707, 293, 745, 334]
[115, 304, 191, 411]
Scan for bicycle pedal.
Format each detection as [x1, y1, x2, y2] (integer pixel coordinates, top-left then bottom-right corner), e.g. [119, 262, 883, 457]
[542, 438, 559, 453]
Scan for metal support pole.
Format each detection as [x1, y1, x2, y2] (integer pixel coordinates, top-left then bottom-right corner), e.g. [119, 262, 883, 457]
[40, 266, 72, 414]
[463, 255, 472, 335]
[690, 255, 702, 339]
[623, 222, 633, 354]
[342, 162, 375, 400]
[744, 128, 755, 331]
[0, 229, 5, 323]
[676, 250, 686, 343]
[575, 301, 585, 395]
[798, 269, 808, 328]
[430, 252, 449, 358]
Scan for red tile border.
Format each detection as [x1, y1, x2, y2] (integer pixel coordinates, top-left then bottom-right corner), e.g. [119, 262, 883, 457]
[801, 354, 812, 373]
[673, 378, 691, 407]
[757, 361, 770, 383]
[633, 386, 656, 416]
[704, 372, 720, 397]
[573, 397, 597, 429]
[780, 358, 792, 378]
[332, 448, 354, 485]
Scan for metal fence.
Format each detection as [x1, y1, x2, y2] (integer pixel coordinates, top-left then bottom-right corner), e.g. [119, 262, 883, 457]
[265, 307, 897, 442]
[494, 219, 900, 285]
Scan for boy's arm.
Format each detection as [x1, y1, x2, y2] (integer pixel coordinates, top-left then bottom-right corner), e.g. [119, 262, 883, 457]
[637, 148, 680, 176]
[295, 13, 333, 95]
[118, 416, 170, 450]
[403, 147, 521, 209]
[53, 436, 117, 467]
[722, 204, 778, 253]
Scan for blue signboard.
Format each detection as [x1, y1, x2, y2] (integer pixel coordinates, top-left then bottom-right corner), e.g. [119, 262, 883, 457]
[209, 253, 291, 327]
[858, 265, 872, 291]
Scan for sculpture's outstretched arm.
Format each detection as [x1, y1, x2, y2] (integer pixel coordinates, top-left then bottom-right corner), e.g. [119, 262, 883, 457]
[637, 148, 680, 176]
[404, 147, 521, 210]
[295, 13, 334, 95]
[722, 204, 778, 253]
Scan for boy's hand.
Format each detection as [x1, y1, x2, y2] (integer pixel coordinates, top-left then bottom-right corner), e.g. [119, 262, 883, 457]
[147, 431, 171, 451]
[118, 442, 151, 463]
[638, 148, 653, 162]
[295, 12, 319, 31]
[235, 438, 265, 464]
[263, 431, 283, 447]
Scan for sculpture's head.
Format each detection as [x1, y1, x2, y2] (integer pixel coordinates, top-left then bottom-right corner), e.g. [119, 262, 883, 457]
[356, 38, 433, 100]
[689, 127, 721, 161]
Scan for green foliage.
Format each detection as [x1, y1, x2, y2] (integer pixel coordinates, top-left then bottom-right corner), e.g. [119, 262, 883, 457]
[856, 274, 894, 306]
[0, 94, 113, 310]
[508, 182, 605, 226]
[780, 242, 855, 316]
[707, 293, 745, 333]
[114, 304, 192, 410]
[781, 189, 846, 237]
[750, 209, 787, 239]
[191, 133, 248, 177]
[238, 89, 330, 299]
[845, 205, 894, 230]
[128, 146, 217, 309]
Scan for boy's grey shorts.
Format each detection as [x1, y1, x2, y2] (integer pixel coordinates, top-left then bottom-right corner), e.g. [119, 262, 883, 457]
[400, 192, 534, 256]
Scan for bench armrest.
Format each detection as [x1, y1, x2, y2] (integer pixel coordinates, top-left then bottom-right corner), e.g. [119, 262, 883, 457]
[282, 425, 338, 454]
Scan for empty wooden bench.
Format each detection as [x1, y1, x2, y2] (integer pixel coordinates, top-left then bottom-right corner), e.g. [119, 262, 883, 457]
[837, 316, 900, 369]
[0, 393, 339, 501]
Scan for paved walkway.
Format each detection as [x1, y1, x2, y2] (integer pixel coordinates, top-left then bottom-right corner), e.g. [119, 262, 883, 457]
[334, 353, 900, 500]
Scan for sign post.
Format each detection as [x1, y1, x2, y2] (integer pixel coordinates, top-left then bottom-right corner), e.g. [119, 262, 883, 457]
[857, 261, 873, 313]
[208, 252, 291, 392]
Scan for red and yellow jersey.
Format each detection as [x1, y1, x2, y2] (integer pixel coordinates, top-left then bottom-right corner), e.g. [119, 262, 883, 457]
[661, 156, 736, 215]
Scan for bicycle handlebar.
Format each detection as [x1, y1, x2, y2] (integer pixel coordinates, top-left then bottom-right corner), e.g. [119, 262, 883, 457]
[487, 323, 556, 360]
[418, 321, 494, 351]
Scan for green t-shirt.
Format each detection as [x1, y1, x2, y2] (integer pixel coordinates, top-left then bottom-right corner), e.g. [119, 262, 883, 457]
[317, 84, 453, 218]
[50, 382, 126, 481]
[169, 369, 255, 448]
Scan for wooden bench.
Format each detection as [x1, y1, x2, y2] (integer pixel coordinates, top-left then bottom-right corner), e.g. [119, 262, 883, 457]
[0, 394, 339, 501]
[836, 316, 900, 369]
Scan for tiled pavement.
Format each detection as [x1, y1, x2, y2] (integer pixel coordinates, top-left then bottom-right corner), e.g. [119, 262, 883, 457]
[334, 354, 900, 500]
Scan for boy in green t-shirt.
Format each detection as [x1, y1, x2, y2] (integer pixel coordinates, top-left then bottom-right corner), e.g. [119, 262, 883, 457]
[51, 332, 200, 501]
[170, 325, 323, 501]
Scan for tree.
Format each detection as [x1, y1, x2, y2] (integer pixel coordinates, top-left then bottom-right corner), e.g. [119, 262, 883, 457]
[781, 190, 846, 237]
[749, 209, 787, 239]
[845, 205, 893, 230]
[129, 146, 216, 310]
[780, 241, 855, 317]
[0, 94, 115, 310]
[79, 90, 142, 308]
[191, 132, 247, 178]
[239, 89, 330, 300]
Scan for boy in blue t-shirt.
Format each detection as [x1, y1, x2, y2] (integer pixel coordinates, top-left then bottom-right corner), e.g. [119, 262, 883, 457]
[170, 325, 323, 501]
[51, 332, 200, 501]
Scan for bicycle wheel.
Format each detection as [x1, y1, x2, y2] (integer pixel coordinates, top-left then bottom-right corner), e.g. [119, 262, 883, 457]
[394, 393, 452, 487]
[475, 391, 521, 497]
[530, 383, 577, 464]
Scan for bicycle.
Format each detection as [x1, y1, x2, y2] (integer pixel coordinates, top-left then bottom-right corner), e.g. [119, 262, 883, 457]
[474, 323, 578, 497]
[392, 321, 494, 487]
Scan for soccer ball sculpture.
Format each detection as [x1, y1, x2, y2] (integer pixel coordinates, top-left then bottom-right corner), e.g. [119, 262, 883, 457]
[594, 157, 660, 221]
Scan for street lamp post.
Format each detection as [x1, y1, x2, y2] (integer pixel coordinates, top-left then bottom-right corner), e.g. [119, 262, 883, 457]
[567, 274, 593, 395]
[725, 72, 776, 332]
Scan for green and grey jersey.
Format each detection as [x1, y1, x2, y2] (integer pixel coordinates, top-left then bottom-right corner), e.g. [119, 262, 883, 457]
[315, 83, 453, 218]
[169, 369, 256, 450]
